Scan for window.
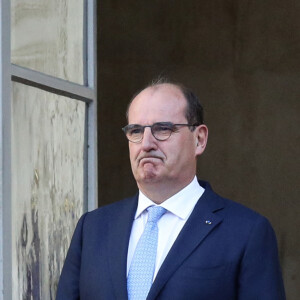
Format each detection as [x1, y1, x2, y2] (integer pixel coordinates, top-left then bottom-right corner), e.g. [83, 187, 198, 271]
[1, 1, 97, 298]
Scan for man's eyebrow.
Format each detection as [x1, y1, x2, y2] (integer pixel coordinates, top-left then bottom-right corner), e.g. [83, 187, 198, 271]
[127, 122, 173, 127]
[127, 124, 142, 127]
[154, 122, 173, 125]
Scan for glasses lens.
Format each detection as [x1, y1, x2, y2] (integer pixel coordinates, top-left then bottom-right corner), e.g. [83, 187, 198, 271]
[152, 123, 173, 140]
[125, 125, 144, 142]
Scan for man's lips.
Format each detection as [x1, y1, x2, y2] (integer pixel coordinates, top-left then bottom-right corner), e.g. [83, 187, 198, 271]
[138, 155, 163, 165]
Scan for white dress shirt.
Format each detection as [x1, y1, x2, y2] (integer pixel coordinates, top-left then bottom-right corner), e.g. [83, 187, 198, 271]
[127, 176, 205, 280]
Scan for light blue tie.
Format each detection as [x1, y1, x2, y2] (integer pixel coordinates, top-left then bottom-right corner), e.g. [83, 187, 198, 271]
[127, 206, 166, 300]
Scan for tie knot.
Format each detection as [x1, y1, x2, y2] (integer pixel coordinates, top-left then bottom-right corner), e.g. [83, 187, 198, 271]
[147, 206, 166, 223]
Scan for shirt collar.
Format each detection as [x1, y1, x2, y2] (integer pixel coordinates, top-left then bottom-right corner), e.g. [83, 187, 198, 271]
[135, 176, 205, 220]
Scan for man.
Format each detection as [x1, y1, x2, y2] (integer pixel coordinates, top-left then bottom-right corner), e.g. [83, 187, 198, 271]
[57, 81, 285, 299]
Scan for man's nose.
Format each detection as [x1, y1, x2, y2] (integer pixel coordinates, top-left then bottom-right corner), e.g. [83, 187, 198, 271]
[140, 127, 157, 151]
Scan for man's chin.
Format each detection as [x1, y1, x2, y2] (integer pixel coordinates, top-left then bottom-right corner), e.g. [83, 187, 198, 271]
[142, 172, 158, 181]
[138, 171, 161, 184]
[134, 164, 165, 184]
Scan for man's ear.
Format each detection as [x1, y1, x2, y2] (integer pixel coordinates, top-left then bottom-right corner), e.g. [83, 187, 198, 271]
[195, 124, 208, 156]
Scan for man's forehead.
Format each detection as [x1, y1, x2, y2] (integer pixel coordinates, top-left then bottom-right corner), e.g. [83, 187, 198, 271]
[130, 84, 186, 110]
[127, 85, 187, 124]
[141, 83, 183, 98]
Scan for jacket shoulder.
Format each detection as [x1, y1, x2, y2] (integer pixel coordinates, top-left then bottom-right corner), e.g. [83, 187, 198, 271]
[201, 180, 272, 227]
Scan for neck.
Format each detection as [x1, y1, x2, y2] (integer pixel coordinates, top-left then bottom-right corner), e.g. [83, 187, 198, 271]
[137, 176, 195, 204]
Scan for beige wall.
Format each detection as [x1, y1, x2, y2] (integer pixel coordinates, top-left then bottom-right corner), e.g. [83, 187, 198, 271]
[98, 1, 300, 298]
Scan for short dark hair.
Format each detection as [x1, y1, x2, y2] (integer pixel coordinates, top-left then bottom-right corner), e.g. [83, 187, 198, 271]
[126, 78, 204, 130]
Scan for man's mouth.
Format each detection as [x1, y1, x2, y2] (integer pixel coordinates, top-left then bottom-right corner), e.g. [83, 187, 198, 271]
[138, 156, 163, 165]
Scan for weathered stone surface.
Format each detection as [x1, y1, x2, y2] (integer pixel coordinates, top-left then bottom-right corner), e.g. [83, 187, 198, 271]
[11, 82, 85, 299]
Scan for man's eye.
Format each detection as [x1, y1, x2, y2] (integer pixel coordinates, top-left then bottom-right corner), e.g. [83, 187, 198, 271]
[155, 125, 172, 132]
[129, 128, 143, 135]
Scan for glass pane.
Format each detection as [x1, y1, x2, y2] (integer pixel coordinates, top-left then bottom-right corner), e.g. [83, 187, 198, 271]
[11, 0, 84, 84]
[11, 82, 86, 299]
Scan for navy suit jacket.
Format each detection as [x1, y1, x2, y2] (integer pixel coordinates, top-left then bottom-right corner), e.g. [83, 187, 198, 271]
[56, 181, 285, 299]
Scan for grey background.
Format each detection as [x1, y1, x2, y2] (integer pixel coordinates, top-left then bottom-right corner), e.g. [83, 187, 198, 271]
[97, 1, 300, 298]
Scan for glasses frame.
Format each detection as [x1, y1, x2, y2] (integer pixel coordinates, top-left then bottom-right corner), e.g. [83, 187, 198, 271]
[122, 122, 200, 143]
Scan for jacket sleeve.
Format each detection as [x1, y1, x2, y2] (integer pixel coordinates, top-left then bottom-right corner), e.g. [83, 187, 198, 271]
[56, 213, 88, 300]
[238, 216, 285, 300]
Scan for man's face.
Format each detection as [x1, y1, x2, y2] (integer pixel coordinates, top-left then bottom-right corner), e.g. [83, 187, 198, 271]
[127, 84, 206, 191]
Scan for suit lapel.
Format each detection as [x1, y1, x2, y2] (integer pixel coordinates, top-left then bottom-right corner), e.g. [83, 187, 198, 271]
[147, 186, 225, 300]
[107, 195, 138, 300]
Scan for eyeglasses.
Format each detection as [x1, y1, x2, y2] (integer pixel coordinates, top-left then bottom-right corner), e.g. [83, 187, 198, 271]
[122, 122, 199, 143]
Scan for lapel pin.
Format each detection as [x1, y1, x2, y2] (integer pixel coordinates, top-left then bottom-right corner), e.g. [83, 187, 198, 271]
[205, 220, 212, 225]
